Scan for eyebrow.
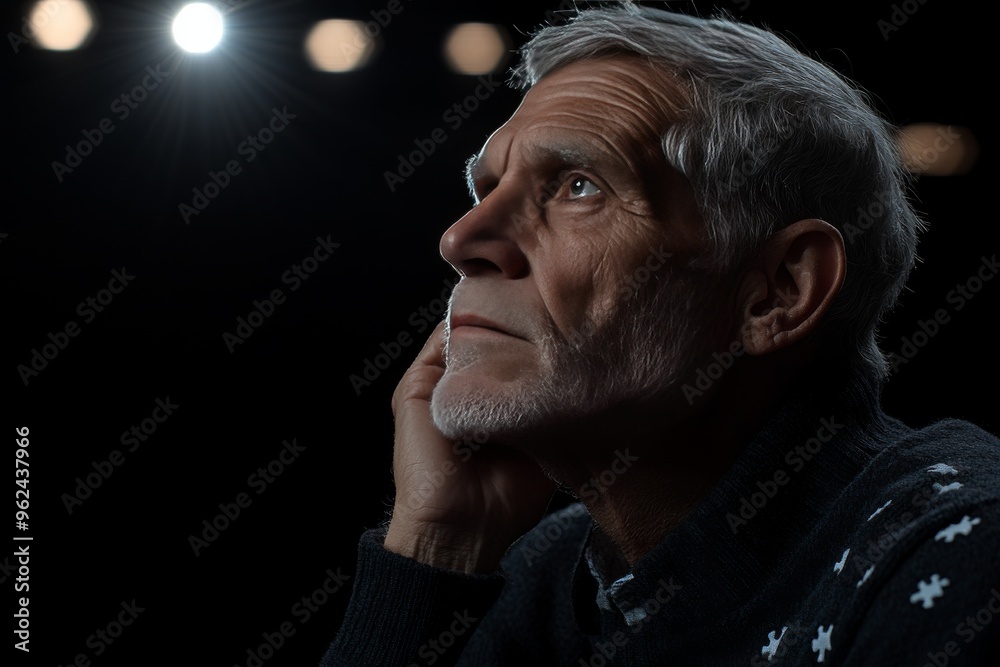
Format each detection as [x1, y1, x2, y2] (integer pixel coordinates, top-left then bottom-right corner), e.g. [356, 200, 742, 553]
[464, 153, 480, 201]
[463, 142, 615, 203]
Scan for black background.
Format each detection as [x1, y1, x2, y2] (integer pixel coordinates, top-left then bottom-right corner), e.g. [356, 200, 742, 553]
[3, 1, 996, 665]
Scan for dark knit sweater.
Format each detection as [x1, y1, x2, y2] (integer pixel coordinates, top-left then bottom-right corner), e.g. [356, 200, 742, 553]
[321, 369, 1000, 666]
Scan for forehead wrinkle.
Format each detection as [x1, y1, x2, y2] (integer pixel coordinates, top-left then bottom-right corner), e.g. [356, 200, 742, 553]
[515, 118, 657, 199]
[528, 63, 691, 222]
[529, 58, 686, 121]
[466, 56, 688, 212]
[547, 96, 667, 166]
[537, 83, 673, 120]
[524, 82, 679, 178]
[527, 110, 653, 160]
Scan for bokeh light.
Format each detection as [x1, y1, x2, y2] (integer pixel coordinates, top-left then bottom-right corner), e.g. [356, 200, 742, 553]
[30, 0, 95, 51]
[305, 20, 377, 72]
[897, 123, 979, 176]
[443, 23, 508, 75]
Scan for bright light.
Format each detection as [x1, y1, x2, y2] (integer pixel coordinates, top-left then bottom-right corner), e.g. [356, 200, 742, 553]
[305, 20, 376, 72]
[172, 3, 224, 53]
[30, 0, 95, 51]
[443, 23, 507, 75]
[897, 124, 979, 176]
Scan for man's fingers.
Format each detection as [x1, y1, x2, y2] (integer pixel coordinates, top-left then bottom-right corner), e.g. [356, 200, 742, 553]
[412, 319, 448, 370]
[392, 320, 448, 414]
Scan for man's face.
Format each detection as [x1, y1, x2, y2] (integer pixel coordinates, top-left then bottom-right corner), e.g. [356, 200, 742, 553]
[430, 56, 727, 443]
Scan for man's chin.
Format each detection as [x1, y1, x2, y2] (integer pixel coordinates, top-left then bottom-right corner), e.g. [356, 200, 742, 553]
[429, 370, 553, 442]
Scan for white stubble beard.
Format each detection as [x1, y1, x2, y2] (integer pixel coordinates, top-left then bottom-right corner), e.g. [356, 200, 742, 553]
[429, 268, 726, 443]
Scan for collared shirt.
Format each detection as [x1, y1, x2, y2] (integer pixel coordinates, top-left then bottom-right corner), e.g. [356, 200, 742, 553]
[585, 524, 653, 628]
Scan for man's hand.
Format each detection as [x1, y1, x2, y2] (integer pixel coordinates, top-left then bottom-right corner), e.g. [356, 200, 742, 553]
[384, 321, 556, 573]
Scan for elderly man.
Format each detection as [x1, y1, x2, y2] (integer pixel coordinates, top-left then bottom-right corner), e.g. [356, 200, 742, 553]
[322, 5, 999, 666]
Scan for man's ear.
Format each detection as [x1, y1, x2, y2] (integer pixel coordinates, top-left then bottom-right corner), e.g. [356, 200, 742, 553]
[736, 218, 846, 356]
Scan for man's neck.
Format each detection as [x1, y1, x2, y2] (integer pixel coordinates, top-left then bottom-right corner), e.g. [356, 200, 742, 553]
[525, 356, 802, 565]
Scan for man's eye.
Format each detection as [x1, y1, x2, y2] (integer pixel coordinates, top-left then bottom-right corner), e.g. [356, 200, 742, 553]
[567, 176, 601, 198]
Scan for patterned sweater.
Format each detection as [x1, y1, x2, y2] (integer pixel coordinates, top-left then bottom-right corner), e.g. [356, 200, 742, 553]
[321, 368, 1000, 666]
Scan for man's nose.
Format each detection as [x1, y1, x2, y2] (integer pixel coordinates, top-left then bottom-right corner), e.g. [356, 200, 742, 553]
[439, 187, 530, 279]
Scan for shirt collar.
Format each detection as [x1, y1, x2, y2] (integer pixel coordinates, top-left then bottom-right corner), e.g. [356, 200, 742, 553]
[574, 363, 901, 628]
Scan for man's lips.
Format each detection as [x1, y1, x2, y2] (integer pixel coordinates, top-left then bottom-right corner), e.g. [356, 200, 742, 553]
[449, 314, 525, 340]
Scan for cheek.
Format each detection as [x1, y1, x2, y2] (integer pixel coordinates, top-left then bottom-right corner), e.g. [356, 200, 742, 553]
[591, 220, 665, 317]
[533, 245, 601, 338]
[535, 234, 647, 336]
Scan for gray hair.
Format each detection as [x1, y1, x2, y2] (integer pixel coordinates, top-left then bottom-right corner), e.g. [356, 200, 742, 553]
[511, 2, 926, 379]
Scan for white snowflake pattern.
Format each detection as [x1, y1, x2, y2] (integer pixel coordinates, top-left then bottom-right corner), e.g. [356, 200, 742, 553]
[856, 565, 874, 589]
[935, 516, 981, 543]
[812, 625, 833, 663]
[833, 548, 850, 575]
[910, 574, 951, 609]
[933, 482, 963, 495]
[927, 463, 959, 475]
[867, 499, 892, 521]
[761, 626, 787, 662]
